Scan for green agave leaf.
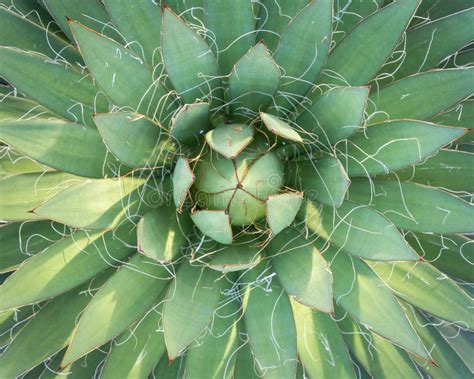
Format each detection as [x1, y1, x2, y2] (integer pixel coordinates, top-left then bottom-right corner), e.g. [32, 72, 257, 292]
[332, 0, 383, 45]
[403, 304, 472, 378]
[172, 157, 195, 208]
[206, 236, 263, 273]
[320, 0, 420, 86]
[387, 149, 474, 192]
[296, 86, 369, 146]
[153, 353, 186, 378]
[206, 124, 255, 159]
[435, 322, 474, 372]
[430, 100, 473, 135]
[41, 347, 107, 379]
[34, 176, 167, 230]
[267, 226, 333, 312]
[228, 43, 280, 117]
[204, 0, 254, 75]
[255, 0, 308, 52]
[70, 21, 175, 124]
[291, 300, 356, 378]
[447, 47, 474, 69]
[0, 306, 35, 348]
[193, 154, 236, 193]
[0, 0, 58, 29]
[233, 324, 260, 379]
[101, 307, 166, 379]
[104, 0, 163, 67]
[191, 210, 233, 245]
[163, 260, 222, 360]
[337, 311, 421, 379]
[0, 7, 80, 63]
[241, 263, 297, 379]
[0, 118, 113, 178]
[266, 192, 303, 235]
[405, 232, 473, 282]
[368, 68, 474, 124]
[170, 102, 211, 145]
[165, 0, 204, 23]
[162, 7, 223, 109]
[185, 284, 239, 379]
[0, 95, 53, 121]
[94, 112, 175, 168]
[348, 178, 474, 233]
[272, 0, 332, 113]
[323, 243, 429, 359]
[241, 152, 284, 200]
[299, 200, 419, 261]
[415, 0, 473, 22]
[63, 254, 172, 366]
[228, 189, 267, 226]
[0, 172, 83, 222]
[341, 120, 466, 176]
[368, 260, 473, 329]
[260, 113, 303, 142]
[384, 7, 474, 80]
[0, 150, 48, 177]
[287, 157, 350, 207]
[137, 206, 192, 263]
[43, 0, 121, 42]
[0, 221, 64, 273]
[0, 275, 109, 378]
[0, 47, 108, 127]
[0, 227, 133, 311]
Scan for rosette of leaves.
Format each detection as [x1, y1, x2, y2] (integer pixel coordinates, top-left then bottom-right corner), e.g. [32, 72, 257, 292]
[0, 0, 473, 378]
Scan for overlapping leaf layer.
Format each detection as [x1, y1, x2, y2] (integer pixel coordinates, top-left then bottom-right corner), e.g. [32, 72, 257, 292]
[0, 0, 473, 378]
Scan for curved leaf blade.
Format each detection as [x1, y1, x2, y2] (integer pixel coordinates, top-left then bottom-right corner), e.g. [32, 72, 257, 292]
[292, 300, 356, 379]
[341, 120, 466, 176]
[204, 0, 254, 75]
[368, 68, 474, 124]
[324, 243, 429, 359]
[299, 200, 419, 261]
[320, 0, 420, 86]
[0, 47, 108, 127]
[34, 177, 167, 230]
[272, 0, 332, 112]
[101, 307, 166, 379]
[369, 260, 473, 329]
[0, 119, 112, 178]
[0, 7, 80, 62]
[43, 0, 120, 41]
[170, 102, 211, 145]
[163, 261, 222, 360]
[296, 86, 369, 146]
[267, 227, 333, 312]
[228, 43, 280, 118]
[104, 0, 164, 67]
[70, 21, 175, 124]
[0, 276, 108, 378]
[94, 112, 175, 168]
[0, 172, 83, 222]
[242, 264, 297, 378]
[137, 206, 192, 263]
[287, 157, 350, 207]
[62, 254, 172, 366]
[162, 7, 223, 109]
[0, 228, 133, 311]
[348, 178, 474, 233]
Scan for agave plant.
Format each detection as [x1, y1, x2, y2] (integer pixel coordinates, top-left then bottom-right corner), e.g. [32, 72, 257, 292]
[0, 0, 473, 377]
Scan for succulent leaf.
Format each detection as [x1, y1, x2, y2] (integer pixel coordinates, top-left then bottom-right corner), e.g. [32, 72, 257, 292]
[0, 0, 472, 376]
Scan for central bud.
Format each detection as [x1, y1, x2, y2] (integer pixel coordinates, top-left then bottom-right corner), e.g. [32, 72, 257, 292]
[193, 141, 284, 226]
[173, 120, 304, 244]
